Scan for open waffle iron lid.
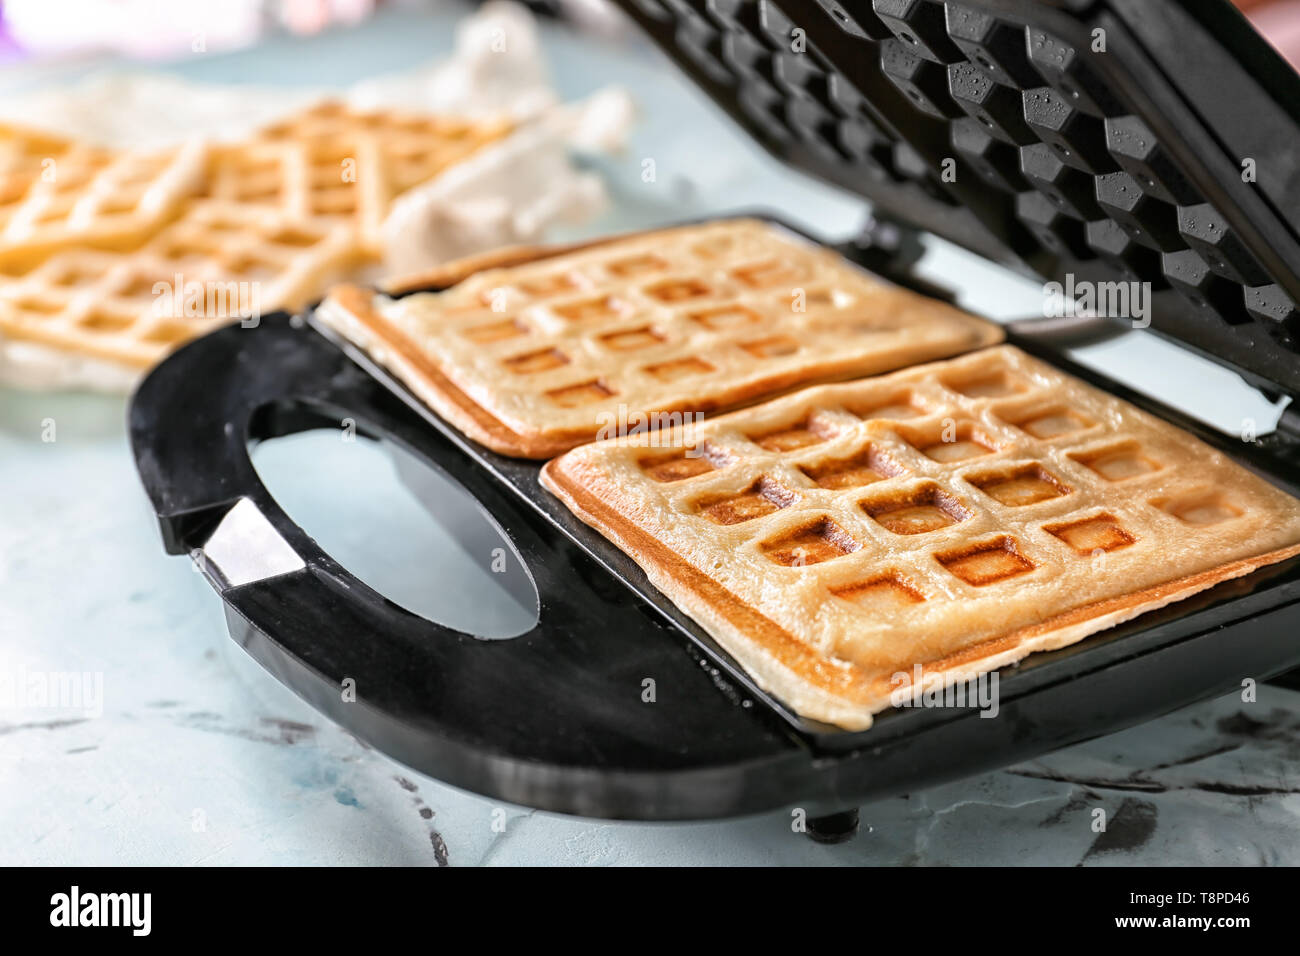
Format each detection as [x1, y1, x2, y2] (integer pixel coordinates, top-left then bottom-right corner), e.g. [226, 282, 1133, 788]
[613, 0, 1300, 399]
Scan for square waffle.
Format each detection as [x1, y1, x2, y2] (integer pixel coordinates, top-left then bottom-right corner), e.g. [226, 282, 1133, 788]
[0, 201, 355, 369]
[316, 218, 1002, 458]
[541, 344, 1300, 730]
[0, 101, 510, 380]
[0, 124, 206, 272]
[210, 101, 512, 254]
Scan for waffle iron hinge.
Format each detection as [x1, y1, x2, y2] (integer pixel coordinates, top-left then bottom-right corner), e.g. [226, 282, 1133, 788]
[838, 212, 1134, 352]
[836, 211, 1300, 464]
[1264, 400, 1300, 454]
[833, 213, 958, 305]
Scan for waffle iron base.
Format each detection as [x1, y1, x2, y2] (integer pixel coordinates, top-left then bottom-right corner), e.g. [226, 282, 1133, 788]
[129, 289, 1300, 822]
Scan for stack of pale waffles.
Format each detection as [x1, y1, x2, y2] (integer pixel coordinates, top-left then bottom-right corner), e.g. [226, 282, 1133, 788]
[0, 102, 510, 383]
[320, 218, 1300, 729]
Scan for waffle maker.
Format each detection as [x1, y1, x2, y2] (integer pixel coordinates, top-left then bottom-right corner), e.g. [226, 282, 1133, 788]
[130, 0, 1300, 840]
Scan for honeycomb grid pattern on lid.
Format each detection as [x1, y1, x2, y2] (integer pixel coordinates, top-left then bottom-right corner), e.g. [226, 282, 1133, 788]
[358, 218, 999, 453]
[541, 344, 1300, 729]
[624, 0, 963, 205]
[616, 0, 1300, 378]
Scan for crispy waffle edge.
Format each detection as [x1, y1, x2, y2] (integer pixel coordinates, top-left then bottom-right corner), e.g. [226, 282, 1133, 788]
[317, 219, 1005, 459]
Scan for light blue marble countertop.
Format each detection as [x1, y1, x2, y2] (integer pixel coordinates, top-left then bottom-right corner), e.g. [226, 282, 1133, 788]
[1, 2, 1298, 866]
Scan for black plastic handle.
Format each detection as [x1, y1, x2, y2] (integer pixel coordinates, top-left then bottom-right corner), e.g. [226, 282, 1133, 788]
[128, 313, 823, 819]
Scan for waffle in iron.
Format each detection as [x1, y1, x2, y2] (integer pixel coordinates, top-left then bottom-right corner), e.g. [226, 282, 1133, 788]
[317, 218, 1002, 457]
[541, 344, 1300, 729]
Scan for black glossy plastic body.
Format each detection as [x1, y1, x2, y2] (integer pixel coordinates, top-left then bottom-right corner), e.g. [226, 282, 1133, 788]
[128, 295, 1300, 821]
[129, 0, 1300, 818]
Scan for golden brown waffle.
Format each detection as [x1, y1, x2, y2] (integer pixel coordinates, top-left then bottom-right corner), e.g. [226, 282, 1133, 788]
[0, 101, 510, 381]
[541, 344, 1300, 730]
[316, 218, 1003, 458]
[0, 124, 205, 272]
[0, 122, 76, 208]
[205, 101, 512, 253]
[0, 201, 355, 368]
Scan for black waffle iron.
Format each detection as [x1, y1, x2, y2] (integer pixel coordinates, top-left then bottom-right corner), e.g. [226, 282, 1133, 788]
[130, 0, 1300, 836]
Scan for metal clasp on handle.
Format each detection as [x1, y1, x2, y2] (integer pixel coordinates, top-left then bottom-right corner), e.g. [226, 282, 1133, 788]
[193, 497, 306, 590]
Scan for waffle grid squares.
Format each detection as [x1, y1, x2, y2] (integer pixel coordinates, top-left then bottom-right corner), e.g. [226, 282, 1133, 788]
[0, 201, 356, 366]
[0, 134, 206, 270]
[203, 102, 510, 253]
[373, 219, 998, 444]
[544, 343, 1300, 726]
[0, 102, 510, 370]
[635, 347, 1234, 600]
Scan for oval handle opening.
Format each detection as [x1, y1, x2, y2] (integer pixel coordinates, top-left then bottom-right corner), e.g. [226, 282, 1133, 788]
[250, 428, 539, 640]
